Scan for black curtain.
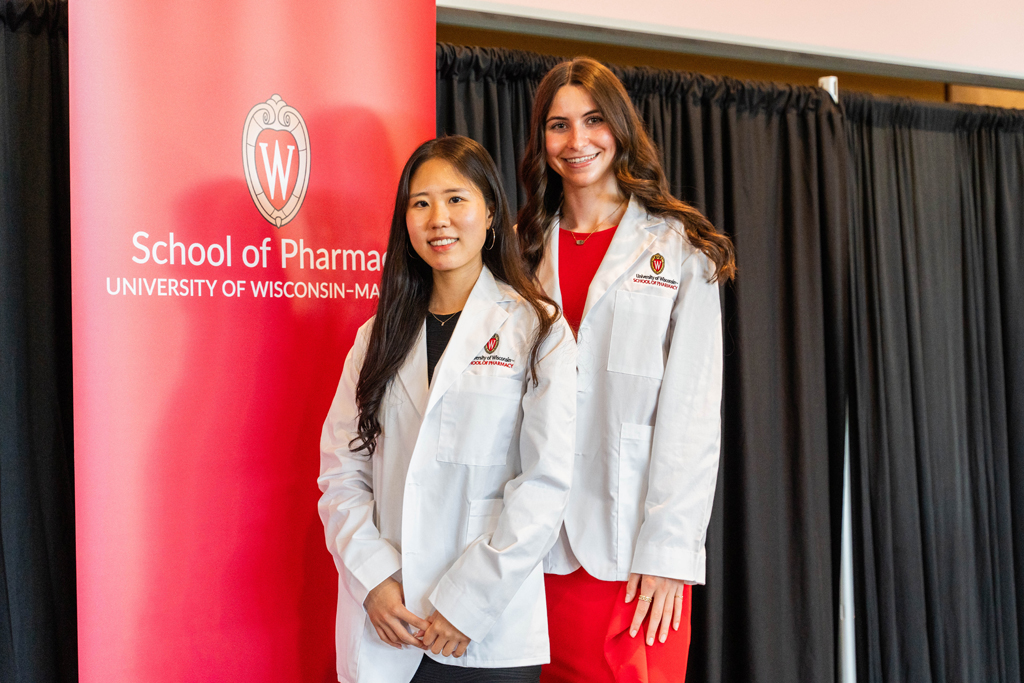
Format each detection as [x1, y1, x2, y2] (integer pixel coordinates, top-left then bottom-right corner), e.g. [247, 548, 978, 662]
[7, 30, 1018, 683]
[438, 44, 850, 683]
[846, 93, 1024, 683]
[0, 2, 76, 682]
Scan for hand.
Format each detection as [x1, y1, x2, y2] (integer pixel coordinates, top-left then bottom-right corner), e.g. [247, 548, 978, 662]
[363, 578, 430, 649]
[417, 610, 470, 657]
[625, 573, 687, 646]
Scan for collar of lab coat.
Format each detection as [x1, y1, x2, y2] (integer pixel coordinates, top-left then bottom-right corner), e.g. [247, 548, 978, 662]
[538, 195, 664, 325]
[396, 265, 513, 418]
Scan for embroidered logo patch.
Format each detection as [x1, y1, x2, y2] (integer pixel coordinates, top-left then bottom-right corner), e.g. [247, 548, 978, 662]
[472, 334, 514, 369]
[485, 334, 500, 354]
[650, 253, 665, 275]
[633, 253, 679, 290]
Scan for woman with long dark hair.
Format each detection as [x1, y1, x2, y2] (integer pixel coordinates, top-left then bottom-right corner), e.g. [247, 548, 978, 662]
[319, 136, 576, 683]
[518, 58, 735, 682]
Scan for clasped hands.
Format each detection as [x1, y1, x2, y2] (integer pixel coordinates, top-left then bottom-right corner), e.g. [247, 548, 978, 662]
[363, 577, 470, 657]
[365, 573, 686, 656]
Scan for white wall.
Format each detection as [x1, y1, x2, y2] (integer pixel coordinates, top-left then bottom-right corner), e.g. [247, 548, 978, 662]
[438, 0, 1024, 81]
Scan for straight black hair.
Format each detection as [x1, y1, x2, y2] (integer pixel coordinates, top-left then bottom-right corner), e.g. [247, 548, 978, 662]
[351, 135, 560, 455]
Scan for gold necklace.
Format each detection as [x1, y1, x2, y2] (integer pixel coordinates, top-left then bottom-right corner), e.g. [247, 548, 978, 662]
[573, 227, 601, 247]
[429, 310, 460, 326]
[565, 197, 627, 246]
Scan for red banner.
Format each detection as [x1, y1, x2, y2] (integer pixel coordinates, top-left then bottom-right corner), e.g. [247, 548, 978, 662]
[70, 3, 434, 681]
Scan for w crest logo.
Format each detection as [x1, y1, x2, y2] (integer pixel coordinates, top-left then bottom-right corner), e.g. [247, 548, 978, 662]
[650, 253, 665, 275]
[485, 334, 500, 354]
[243, 95, 310, 227]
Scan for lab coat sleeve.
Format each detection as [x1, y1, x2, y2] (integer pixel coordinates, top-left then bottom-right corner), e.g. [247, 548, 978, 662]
[429, 316, 577, 642]
[318, 320, 403, 605]
[630, 249, 723, 584]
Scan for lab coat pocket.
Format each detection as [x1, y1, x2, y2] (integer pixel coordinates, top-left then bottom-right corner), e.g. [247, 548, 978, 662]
[607, 290, 673, 379]
[437, 374, 523, 466]
[465, 498, 504, 548]
[617, 423, 653, 569]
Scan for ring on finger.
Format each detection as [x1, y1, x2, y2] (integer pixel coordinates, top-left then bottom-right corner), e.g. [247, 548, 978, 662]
[638, 594, 653, 602]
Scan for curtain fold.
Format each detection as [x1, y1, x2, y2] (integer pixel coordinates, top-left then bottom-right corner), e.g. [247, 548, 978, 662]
[438, 44, 850, 683]
[436, 44, 561, 213]
[5, 30, 1020, 683]
[0, 2, 76, 682]
[845, 93, 1024, 683]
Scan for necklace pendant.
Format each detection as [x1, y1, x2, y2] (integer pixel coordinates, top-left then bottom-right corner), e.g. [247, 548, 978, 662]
[575, 239, 585, 245]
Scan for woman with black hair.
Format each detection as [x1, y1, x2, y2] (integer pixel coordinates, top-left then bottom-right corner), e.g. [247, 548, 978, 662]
[517, 58, 735, 682]
[318, 135, 576, 683]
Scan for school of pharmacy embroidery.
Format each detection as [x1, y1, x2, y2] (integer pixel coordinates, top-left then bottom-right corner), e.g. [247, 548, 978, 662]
[472, 334, 515, 369]
[632, 253, 679, 290]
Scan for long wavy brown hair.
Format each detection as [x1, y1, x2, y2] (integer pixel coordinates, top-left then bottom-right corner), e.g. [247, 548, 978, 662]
[517, 57, 735, 282]
[351, 135, 560, 455]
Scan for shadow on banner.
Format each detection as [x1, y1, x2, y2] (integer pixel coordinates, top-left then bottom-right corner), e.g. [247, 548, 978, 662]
[70, 4, 435, 682]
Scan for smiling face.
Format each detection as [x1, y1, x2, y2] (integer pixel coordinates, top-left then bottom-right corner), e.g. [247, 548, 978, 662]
[544, 85, 619, 193]
[406, 157, 493, 279]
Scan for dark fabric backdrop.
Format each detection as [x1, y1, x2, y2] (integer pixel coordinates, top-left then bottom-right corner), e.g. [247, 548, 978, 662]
[0, 2, 76, 682]
[6, 27, 1023, 683]
[438, 44, 850, 683]
[845, 93, 1024, 683]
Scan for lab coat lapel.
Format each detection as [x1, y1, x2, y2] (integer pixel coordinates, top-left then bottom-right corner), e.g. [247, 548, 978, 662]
[396, 323, 428, 418]
[425, 267, 510, 415]
[536, 224, 562, 307]
[580, 196, 660, 322]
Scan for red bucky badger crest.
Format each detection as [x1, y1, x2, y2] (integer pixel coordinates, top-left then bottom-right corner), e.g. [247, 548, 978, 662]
[485, 334, 500, 354]
[650, 253, 665, 275]
[242, 94, 310, 227]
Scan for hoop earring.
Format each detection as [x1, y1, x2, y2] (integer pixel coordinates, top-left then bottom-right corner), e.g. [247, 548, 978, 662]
[485, 227, 496, 250]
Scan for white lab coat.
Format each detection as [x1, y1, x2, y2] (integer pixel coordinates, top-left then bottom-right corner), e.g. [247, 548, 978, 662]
[319, 266, 576, 683]
[539, 196, 723, 584]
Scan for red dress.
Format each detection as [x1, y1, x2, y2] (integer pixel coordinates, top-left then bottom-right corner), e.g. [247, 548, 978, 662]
[543, 227, 693, 683]
[557, 225, 618, 334]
